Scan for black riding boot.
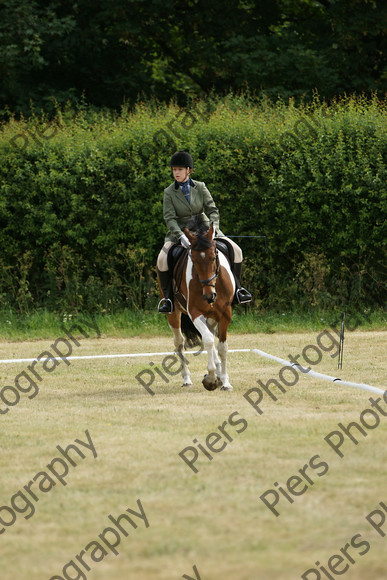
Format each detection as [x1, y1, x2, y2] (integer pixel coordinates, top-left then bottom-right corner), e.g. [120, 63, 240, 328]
[233, 262, 252, 304]
[157, 269, 174, 313]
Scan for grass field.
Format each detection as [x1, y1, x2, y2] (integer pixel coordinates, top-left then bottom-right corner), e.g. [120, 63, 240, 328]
[0, 327, 386, 580]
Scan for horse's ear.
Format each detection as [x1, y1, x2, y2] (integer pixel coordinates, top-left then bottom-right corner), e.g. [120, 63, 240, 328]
[207, 222, 215, 241]
[184, 227, 195, 243]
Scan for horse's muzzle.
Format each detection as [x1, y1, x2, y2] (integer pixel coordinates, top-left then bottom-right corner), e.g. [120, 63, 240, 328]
[204, 291, 216, 304]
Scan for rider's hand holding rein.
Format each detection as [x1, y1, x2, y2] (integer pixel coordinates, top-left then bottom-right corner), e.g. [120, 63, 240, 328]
[179, 234, 190, 249]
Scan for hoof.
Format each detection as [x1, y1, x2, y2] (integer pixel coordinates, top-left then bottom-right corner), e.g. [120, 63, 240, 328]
[182, 382, 193, 388]
[220, 385, 234, 391]
[202, 374, 222, 391]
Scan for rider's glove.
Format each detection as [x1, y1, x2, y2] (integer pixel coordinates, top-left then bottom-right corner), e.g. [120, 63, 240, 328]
[179, 234, 190, 248]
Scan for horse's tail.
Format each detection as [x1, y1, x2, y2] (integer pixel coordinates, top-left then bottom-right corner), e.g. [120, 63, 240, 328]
[181, 314, 202, 348]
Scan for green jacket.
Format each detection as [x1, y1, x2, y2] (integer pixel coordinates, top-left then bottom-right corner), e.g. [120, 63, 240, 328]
[163, 179, 224, 242]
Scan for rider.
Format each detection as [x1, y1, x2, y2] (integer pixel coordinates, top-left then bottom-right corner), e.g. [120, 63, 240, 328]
[157, 150, 252, 313]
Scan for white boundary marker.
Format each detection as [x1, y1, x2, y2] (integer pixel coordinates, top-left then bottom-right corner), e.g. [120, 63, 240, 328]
[252, 348, 385, 395]
[0, 347, 382, 395]
[0, 348, 250, 364]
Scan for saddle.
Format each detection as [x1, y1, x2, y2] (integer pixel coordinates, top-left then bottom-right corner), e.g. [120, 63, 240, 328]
[167, 243, 187, 274]
[215, 238, 235, 267]
[167, 238, 235, 276]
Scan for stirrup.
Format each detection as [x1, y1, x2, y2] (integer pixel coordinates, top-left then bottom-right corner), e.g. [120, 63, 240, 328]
[235, 288, 252, 304]
[158, 298, 174, 313]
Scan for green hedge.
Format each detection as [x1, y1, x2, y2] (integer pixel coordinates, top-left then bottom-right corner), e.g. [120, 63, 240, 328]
[0, 94, 385, 313]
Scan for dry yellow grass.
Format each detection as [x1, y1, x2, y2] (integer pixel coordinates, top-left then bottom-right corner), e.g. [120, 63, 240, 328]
[0, 330, 386, 580]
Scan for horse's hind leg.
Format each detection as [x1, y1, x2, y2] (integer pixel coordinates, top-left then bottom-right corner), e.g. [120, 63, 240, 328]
[168, 311, 193, 387]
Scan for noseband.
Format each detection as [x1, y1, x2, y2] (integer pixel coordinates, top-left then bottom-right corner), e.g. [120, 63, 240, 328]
[190, 246, 220, 288]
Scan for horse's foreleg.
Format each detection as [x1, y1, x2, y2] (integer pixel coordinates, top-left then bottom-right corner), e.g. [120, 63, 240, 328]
[218, 341, 233, 390]
[218, 306, 233, 391]
[193, 315, 221, 391]
[168, 315, 192, 387]
[207, 318, 221, 377]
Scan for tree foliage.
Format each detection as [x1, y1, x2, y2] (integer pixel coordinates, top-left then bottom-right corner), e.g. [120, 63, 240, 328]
[0, 0, 385, 117]
[0, 95, 385, 313]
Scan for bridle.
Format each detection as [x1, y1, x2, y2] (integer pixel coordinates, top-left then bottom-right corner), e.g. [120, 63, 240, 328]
[190, 245, 220, 289]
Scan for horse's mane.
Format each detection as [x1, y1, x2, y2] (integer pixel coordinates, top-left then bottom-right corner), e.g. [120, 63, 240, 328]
[186, 215, 213, 250]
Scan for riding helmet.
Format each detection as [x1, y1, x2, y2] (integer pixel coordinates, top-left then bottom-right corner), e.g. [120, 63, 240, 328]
[170, 151, 194, 169]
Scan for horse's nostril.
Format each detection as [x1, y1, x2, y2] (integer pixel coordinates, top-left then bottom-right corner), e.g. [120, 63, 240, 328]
[204, 292, 216, 304]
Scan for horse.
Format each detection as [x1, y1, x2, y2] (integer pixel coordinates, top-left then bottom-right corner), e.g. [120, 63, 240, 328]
[158, 217, 235, 391]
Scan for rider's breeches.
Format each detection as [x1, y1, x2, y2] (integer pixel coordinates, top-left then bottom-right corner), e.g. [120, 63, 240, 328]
[157, 241, 175, 272]
[157, 237, 243, 272]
